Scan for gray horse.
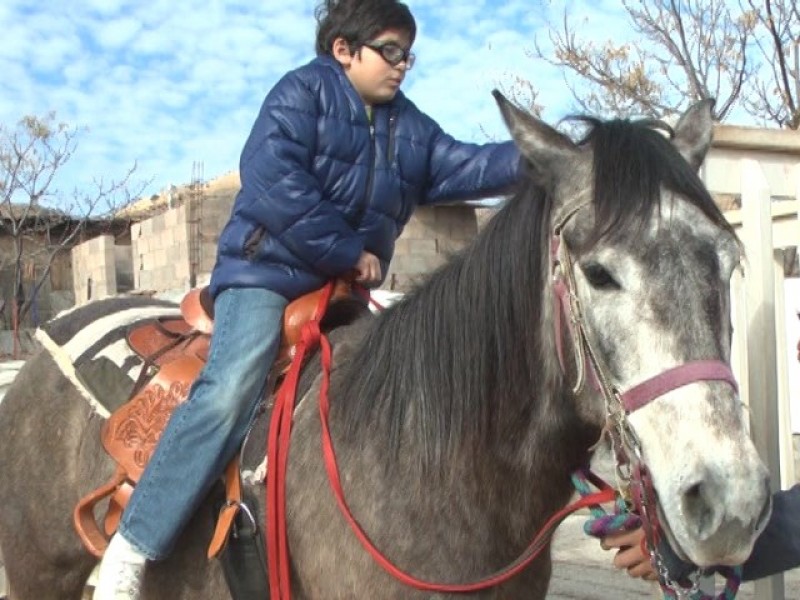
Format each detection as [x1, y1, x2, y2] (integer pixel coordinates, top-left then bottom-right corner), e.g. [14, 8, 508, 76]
[0, 94, 770, 599]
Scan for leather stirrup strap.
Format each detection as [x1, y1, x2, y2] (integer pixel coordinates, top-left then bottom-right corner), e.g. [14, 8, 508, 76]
[104, 482, 135, 536]
[208, 457, 243, 559]
[73, 465, 128, 557]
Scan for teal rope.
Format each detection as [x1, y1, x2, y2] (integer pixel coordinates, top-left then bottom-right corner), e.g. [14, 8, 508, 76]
[571, 471, 641, 536]
[571, 470, 742, 600]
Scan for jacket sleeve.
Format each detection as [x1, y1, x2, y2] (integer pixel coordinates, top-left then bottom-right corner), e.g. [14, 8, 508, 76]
[421, 119, 522, 205]
[741, 485, 800, 581]
[237, 72, 363, 276]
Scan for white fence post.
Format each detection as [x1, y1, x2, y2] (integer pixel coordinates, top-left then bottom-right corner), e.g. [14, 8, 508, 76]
[739, 158, 784, 600]
[775, 248, 796, 487]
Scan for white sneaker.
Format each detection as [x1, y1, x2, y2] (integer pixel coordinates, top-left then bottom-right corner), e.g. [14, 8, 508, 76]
[93, 533, 147, 600]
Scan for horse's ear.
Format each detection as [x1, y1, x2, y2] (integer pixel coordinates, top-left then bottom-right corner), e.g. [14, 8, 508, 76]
[672, 98, 715, 171]
[492, 90, 576, 184]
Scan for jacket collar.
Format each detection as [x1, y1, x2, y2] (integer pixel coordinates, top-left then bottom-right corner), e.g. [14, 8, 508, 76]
[312, 54, 405, 119]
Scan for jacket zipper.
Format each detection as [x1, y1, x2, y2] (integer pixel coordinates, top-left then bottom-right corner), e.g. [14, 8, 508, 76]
[387, 113, 397, 163]
[353, 123, 376, 226]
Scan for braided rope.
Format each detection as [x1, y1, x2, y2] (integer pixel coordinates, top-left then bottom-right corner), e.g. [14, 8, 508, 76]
[571, 470, 742, 600]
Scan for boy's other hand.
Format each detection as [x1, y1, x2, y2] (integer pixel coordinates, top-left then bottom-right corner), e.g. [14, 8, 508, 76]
[600, 528, 659, 581]
[354, 251, 382, 287]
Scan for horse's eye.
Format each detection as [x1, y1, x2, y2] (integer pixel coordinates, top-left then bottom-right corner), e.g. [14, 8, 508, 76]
[581, 262, 620, 290]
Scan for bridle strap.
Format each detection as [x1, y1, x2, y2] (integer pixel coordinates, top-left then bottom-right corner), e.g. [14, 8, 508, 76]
[551, 235, 599, 394]
[620, 360, 738, 413]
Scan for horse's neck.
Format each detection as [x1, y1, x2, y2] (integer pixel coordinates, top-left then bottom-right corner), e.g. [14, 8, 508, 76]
[420, 410, 597, 547]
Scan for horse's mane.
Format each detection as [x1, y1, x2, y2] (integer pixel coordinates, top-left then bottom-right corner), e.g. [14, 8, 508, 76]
[335, 116, 732, 471]
[337, 181, 556, 469]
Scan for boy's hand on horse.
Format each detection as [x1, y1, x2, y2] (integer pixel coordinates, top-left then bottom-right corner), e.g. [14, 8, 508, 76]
[600, 528, 659, 581]
[354, 250, 382, 287]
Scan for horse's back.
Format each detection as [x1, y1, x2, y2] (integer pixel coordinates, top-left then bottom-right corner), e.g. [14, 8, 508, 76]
[0, 298, 248, 599]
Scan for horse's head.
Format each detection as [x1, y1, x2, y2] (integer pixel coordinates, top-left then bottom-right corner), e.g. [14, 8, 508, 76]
[494, 92, 770, 568]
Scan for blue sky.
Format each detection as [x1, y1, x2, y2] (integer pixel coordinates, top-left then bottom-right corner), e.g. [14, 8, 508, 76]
[1, 0, 629, 203]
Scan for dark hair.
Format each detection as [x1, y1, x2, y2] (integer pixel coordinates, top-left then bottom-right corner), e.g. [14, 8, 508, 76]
[315, 0, 416, 56]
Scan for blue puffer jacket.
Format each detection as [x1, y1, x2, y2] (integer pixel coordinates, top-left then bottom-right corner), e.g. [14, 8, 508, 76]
[209, 54, 521, 301]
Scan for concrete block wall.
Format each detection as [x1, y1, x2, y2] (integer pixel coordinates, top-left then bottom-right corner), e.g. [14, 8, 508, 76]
[192, 191, 236, 277]
[70, 183, 479, 301]
[131, 204, 191, 293]
[115, 245, 134, 292]
[71, 235, 117, 305]
[169, 194, 476, 295]
[384, 205, 478, 291]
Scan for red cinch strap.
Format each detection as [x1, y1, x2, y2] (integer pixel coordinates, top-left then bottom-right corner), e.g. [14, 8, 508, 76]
[620, 360, 738, 413]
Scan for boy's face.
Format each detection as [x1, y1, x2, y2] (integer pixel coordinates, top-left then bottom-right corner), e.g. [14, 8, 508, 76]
[333, 29, 412, 106]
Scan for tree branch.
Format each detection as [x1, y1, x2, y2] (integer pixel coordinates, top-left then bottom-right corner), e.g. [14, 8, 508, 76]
[0, 113, 144, 340]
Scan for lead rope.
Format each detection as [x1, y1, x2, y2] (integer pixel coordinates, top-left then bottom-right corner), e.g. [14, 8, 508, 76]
[572, 470, 742, 600]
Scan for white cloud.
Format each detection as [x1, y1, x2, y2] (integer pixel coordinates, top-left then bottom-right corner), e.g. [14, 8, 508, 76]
[93, 17, 143, 49]
[0, 0, 636, 202]
[83, 0, 130, 17]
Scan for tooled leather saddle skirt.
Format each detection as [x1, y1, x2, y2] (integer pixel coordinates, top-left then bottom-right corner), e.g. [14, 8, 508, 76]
[73, 281, 359, 557]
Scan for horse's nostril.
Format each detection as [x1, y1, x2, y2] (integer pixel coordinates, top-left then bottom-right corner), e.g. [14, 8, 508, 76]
[681, 477, 717, 539]
[685, 482, 702, 500]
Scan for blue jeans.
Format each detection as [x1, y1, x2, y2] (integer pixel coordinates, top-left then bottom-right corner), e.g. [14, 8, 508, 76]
[118, 287, 287, 559]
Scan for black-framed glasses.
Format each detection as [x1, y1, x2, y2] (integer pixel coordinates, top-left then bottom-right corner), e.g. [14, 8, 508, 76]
[362, 41, 415, 69]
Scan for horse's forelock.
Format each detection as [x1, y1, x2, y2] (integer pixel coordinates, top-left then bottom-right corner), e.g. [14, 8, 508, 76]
[577, 117, 733, 247]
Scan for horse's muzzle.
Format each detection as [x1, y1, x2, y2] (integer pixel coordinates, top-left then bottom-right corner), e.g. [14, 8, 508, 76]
[676, 468, 771, 566]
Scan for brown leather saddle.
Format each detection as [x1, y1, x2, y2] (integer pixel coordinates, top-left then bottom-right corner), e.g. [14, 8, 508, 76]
[73, 281, 354, 557]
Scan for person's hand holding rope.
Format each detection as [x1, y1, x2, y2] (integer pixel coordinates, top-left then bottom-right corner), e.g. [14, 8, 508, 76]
[600, 528, 658, 581]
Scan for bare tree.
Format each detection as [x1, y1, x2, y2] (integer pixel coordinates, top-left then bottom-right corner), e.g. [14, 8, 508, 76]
[743, 0, 800, 128]
[531, 0, 800, 130]
[533, 0, 756, 121]
[0, 113, 143, 354]
[525, 1, 799, 274]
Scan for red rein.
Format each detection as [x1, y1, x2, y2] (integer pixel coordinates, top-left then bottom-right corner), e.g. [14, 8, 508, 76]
[266, 282, 335, 599]
[265, 282, 615, 599]
[267, 276, 739, 598]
